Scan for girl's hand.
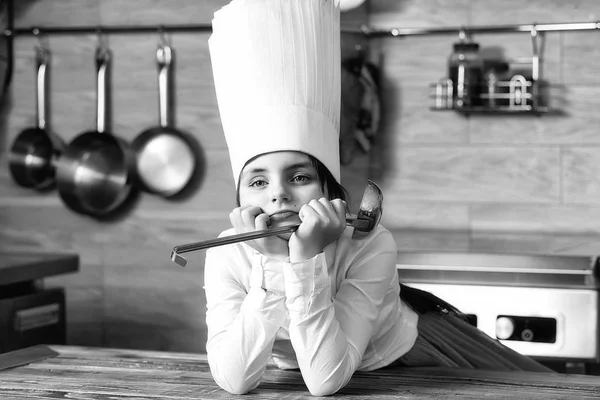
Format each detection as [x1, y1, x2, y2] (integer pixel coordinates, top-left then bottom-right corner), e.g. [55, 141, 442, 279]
[288, 198, 346, 262]
[229, 206, 289, 261]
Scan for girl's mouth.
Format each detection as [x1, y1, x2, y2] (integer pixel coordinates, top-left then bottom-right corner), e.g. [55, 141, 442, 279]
[270, 211, 296, 221]
[269, 211, 300, 225]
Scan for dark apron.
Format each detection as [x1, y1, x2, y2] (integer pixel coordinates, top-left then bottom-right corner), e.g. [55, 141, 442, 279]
[396, 284, 552, 373]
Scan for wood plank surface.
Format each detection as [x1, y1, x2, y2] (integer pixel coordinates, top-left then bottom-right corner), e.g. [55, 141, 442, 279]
[0, 346, 599, 399]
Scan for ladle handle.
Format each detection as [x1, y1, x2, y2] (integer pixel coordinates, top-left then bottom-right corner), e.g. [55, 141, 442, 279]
[175, 224, 299, 255]
[171, 216, 367, 267]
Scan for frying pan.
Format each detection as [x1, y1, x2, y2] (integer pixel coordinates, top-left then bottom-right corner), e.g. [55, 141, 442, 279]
[9, 45, 65, 190]
[131, 43, 198, 198]
[56, 42, 136, 217]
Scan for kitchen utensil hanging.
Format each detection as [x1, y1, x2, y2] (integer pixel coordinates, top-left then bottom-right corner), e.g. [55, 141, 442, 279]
[131, 33, 201, 199]
[9, 35, 65, 190]
[56, 35, 137, 218]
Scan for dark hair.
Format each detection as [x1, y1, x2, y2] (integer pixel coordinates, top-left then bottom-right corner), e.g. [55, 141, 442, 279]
[236, 152, 349, 209]
[308, 155, 349, 205]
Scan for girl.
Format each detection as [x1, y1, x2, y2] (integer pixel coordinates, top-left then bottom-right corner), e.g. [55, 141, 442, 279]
[205, 0, 551, 397]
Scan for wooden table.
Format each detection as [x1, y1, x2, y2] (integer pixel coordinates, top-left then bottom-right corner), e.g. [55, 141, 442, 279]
[1, 346, 600, 399]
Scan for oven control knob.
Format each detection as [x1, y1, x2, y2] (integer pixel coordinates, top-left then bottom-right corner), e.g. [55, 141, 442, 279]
[521, 328, 534, 342]
[496, 317, 515, 340]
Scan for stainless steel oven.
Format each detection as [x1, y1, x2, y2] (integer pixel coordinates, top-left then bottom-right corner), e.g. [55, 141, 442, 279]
[396, 251, 599, 372]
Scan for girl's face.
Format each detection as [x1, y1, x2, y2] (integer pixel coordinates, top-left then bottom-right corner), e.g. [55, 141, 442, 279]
[238, 151, 326, 228]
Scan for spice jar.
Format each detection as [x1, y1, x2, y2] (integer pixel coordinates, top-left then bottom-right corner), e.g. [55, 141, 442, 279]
[448, 35, 484, 108]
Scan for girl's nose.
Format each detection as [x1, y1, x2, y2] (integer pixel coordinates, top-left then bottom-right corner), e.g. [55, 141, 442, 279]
[270, 181, 291, 203]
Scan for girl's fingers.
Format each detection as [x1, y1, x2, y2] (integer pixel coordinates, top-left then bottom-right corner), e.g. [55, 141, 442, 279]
[231, 206, 264, 231]
[301, 198, 343, 227]
[299, 202, 318, 222]
[308, 198, 332, 217]
[315, 198, 345, 225]
[239, 206, 259, 227]
[317, 198, 336, 215]
[331, 199, 347, 221]
[254, 213, 270, 230]
[229, 208, 243, 229]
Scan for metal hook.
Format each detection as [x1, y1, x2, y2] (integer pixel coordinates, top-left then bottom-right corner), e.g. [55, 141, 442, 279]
[96, 29, 110, 50]
[32, 28, 49, 50]
[530, 25, 539, 57]
[95, 29, 111, 65]
[158, 26, 170, 47]
[32, 28, 50, 65]
[530, 25, 544, 82]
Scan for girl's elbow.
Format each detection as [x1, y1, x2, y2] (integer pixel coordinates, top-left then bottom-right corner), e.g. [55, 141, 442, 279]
[308, 387, 337, 397]
[210, 364, 261, 395]
[306, 379, 346, 397]
[216, 377, 260, 395]
[222, 384, 253, 395]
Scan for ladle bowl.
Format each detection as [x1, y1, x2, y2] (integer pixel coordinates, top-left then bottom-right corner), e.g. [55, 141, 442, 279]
[170, 180, 384, 267]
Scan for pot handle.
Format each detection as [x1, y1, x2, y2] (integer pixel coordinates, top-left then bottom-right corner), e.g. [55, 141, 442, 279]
[95, 42, 111, 134]
[35, 46, 49, 131]
[157, 43, 173, 128]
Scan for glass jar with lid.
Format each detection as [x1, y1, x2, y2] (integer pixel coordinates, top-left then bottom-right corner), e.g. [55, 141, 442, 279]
[448, 33, 484, 109]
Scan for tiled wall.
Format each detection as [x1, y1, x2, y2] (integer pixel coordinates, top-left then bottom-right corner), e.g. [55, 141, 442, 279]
[370, 0, 600, 236]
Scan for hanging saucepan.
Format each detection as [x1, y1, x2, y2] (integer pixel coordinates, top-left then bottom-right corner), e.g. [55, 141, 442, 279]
[9, 45, 65, 190]
[56, 41, 136, 218]
[131, 42, 199, 198]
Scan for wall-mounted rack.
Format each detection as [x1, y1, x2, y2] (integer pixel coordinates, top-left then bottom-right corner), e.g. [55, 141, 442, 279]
[364, 21, 600, 115]
[430, 26, 549, 115]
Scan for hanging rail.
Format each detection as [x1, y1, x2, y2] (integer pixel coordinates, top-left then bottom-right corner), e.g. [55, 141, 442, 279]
[5, 21, 599, 39]
[366, 21, 600, 38]
[6, 21, 600, 38]
[4, 24, 212, 36]
[3, 24, 367, 37]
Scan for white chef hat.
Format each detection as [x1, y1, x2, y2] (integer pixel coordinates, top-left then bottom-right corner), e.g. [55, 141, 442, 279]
[209, 0, 341, 187]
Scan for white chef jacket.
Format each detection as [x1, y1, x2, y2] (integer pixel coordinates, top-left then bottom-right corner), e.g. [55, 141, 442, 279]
[203, 224, 419, 396]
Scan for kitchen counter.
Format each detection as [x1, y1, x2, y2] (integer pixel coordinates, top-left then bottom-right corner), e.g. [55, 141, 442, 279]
[1, 345, 599, 399]
[0, 252, 79, 285]
[0, 252, 78, 353]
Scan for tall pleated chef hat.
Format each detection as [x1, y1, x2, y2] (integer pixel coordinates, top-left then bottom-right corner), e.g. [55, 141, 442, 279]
[209, 0, 341, 186]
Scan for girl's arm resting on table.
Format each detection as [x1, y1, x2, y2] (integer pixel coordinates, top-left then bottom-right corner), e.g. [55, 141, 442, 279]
[204, 247, 287, 395]
[283, 228, 398, 396]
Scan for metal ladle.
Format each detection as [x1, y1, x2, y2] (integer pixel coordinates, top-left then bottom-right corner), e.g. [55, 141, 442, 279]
[170, 180, 383, 267]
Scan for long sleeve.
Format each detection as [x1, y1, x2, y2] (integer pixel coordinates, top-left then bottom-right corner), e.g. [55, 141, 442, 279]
[204, 240, 287, 395]
[283, 227, 399, 396]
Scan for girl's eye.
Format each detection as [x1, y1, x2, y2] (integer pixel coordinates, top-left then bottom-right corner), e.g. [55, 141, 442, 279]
[249, 179, 267, 188]
[291, 174, 311, 183]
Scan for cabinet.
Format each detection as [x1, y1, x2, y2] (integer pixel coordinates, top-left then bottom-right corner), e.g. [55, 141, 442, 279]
[0, 252, 78, 353]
